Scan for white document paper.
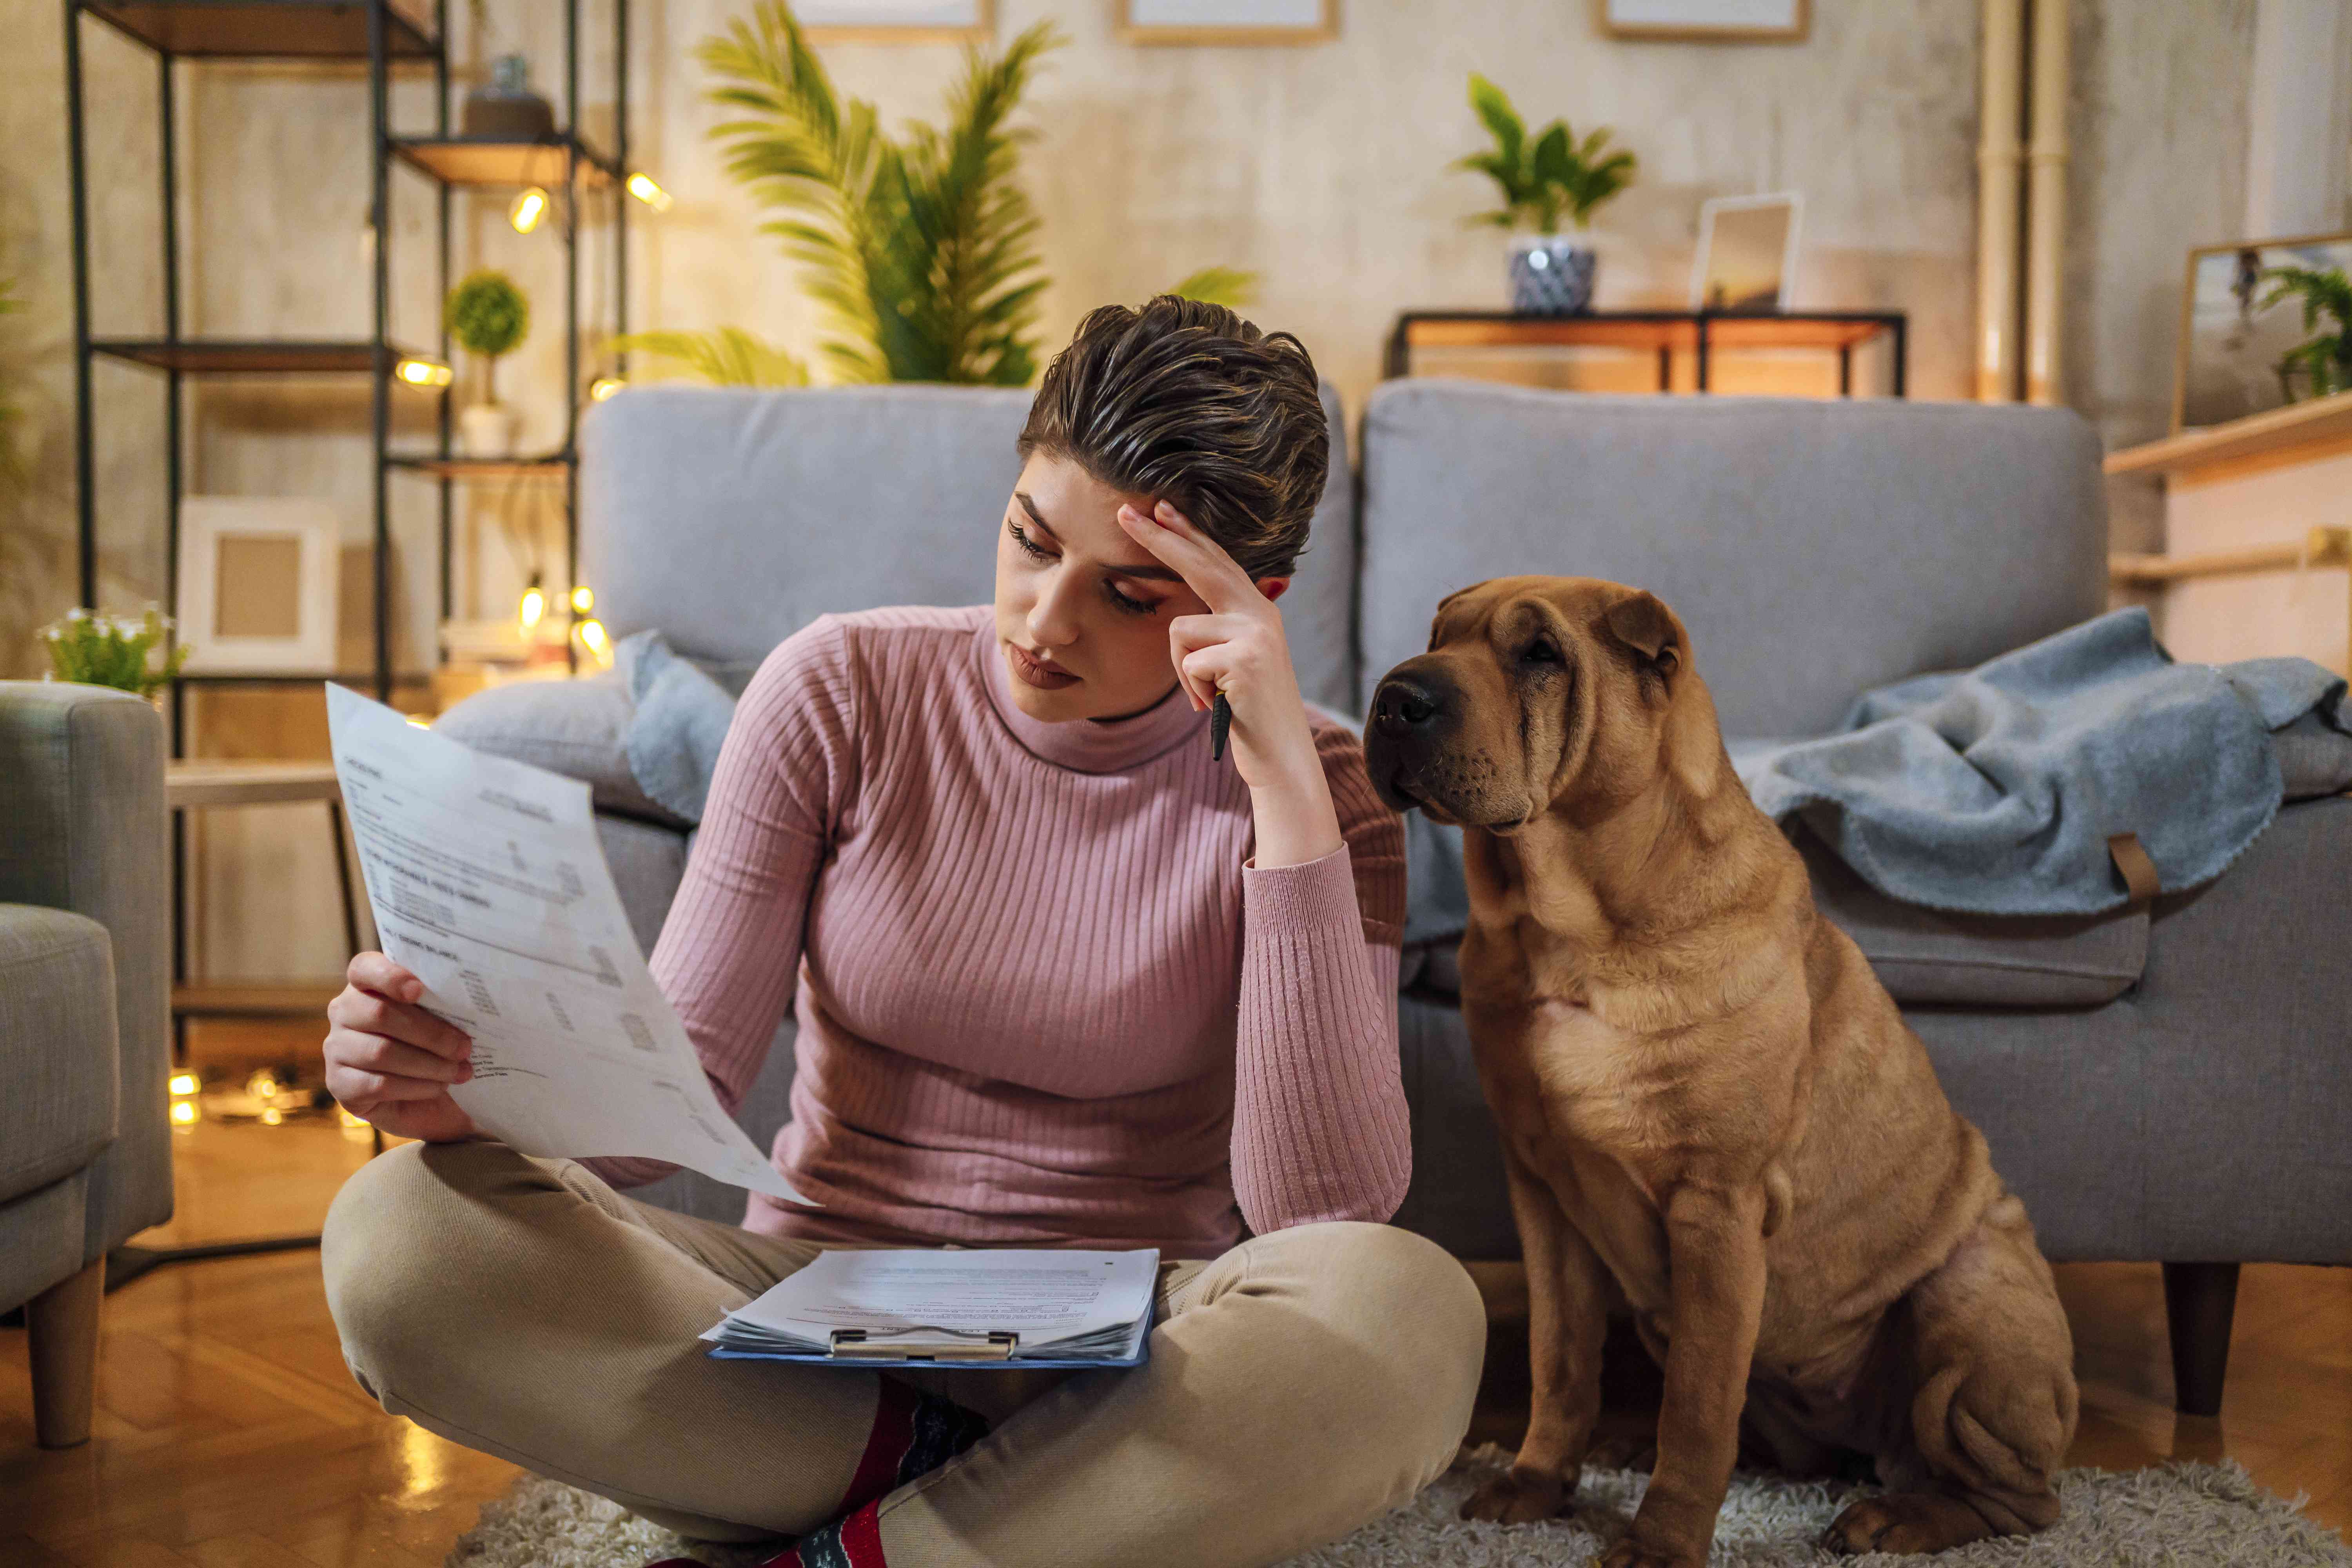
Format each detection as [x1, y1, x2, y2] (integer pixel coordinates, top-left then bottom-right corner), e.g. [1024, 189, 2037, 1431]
[325, 683, 814, 1203]
[705, 1248, 1160, 1359]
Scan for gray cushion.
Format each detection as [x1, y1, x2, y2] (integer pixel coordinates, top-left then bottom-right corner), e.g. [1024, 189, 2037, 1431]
[1793, 827, 2147, 1006]
[0, 906, 119, 1205]
[579, 381, 1361, 716]
[0, 682, 174, 1262]
[1402, 820, 2149, 1010]
[1355, 383, 2109, 733]
[433, 673, 686, 827]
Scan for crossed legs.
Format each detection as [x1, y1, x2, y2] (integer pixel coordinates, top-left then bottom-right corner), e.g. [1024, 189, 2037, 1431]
[320, 1141, 1487, 1566]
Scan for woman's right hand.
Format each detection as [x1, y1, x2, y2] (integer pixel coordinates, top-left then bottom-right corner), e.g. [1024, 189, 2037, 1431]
[324, 952, 481, 1143]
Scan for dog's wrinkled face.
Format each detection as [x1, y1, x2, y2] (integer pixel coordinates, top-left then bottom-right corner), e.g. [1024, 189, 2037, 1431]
[1362, 576, 1695, 832]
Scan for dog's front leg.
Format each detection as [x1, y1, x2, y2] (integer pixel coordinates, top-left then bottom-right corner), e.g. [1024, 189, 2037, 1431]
[1460, 1144, 1609, 1523]
[1604, 1181, 1769, 1568]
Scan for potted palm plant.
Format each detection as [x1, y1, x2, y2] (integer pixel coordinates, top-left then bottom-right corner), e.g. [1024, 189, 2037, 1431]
[448, 269, 531, 457]
[1455, 73, 1636, 316]
[2260, 264, 2352, 403]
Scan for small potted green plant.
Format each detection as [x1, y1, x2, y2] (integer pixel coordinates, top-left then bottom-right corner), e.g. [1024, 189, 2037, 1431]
[41, 605, 189, 706]
[447, 269, 531, 457]
[1455, 73, 1637, 316]
[2260, 264, 2352, 403]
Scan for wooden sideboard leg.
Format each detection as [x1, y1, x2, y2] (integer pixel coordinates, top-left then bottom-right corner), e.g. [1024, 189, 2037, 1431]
[2161, 1260, 2239, 1418]
[27, 1255, 105, 1448]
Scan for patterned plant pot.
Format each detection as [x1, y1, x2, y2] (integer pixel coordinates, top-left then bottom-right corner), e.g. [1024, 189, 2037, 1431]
[1508, 234, 1598, 315]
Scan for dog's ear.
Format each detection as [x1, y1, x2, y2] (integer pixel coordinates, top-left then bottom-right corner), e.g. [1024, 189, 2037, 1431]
[1602, 590, 1682, 678]
[1428, 583, 1476, 651]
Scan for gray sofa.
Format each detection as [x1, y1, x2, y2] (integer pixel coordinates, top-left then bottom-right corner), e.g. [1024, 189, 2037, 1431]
[1, 682, 175, 1447]
[437, 379, 2350, 1417]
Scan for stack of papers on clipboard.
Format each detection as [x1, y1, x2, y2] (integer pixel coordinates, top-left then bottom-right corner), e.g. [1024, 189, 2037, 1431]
[704, 1247, 1160, 1368]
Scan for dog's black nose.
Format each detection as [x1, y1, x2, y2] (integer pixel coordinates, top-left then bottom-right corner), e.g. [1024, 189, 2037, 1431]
[1372, 676, 1440, 733]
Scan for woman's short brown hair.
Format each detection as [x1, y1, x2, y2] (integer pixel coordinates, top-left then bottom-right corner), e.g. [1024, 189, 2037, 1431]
[1018, 296, 1327, 580]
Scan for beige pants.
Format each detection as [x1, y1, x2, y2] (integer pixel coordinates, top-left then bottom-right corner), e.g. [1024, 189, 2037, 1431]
[319, 1141, 1488, 1566]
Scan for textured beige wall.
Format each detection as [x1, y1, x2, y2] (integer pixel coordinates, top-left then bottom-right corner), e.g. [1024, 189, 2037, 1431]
[0, 0, 2259, 981]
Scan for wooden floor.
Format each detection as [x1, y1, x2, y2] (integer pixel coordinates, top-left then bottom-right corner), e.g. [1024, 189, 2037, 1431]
[3, 1114, 2347, 1565]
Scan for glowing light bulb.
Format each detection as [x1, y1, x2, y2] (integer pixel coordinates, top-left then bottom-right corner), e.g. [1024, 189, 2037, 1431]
[171, 1100, 198, 1125]
[519, 585, 546, 630]
[588, 376, 624, 402]
[169, 1072, 200, 1096]
[625, 172, 673, 211]
[570, 585, 594, 613]
[576, 617, 612, 666]
[510, 186, 548, 234]
[261, 1107, 284, 1126]
[395, 357, 453, 388]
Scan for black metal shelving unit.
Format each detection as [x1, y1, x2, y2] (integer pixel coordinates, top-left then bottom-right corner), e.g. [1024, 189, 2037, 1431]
[62, 0, 630, 1288]
[64, 0, 632, 717]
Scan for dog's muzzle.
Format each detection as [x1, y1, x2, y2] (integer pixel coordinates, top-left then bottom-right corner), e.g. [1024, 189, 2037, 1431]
[1363, 660, 1458, 815]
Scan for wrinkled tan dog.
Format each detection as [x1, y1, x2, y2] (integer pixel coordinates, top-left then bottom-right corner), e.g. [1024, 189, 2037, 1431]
[1362, 577, 2077, 1566]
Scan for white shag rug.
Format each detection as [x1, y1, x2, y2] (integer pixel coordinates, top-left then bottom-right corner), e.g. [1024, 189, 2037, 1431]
[448, 1441, 2352, 1567]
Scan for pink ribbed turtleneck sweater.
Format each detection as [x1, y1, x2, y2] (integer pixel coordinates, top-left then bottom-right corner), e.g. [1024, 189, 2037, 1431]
[582, 604, 1408, 1259]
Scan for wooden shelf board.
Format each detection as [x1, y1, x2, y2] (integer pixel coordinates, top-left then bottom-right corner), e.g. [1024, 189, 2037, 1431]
[172, 982, 343, 1019]
[93, 339, 433, 375]
[388, 454, 573, 481]
[166, 760, 342, 809]
[2104, 390, 2352, 479]
[84, 1, 439, 60]
[392, 137, 617, 189]
[1402, 312, 1898, 354]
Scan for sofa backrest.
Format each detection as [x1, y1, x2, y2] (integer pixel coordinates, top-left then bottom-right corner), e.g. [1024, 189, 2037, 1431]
[1354, 382, 2109, 737]
[581, 381, 1360, 714]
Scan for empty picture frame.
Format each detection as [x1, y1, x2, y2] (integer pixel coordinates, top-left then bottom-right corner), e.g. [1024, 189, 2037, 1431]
[1601, 0, 1807, 43]
[795, 0, 991, 43]
[1121, 0, 1337, 45]
[176, 497, 341, 673]
[2174, 230, 2352, 431]
[1691, 192, 1803, 313]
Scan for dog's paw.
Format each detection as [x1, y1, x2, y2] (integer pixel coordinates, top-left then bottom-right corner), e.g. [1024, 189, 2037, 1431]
[1821, 1494, 1991, 1555]
[1459, 1465, 1570, 1524]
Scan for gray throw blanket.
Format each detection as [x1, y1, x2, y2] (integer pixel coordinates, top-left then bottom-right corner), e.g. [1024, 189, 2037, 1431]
[1734, 608, 2350, 916]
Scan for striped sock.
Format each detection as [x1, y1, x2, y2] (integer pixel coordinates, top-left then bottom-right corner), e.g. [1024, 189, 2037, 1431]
[837, 1376, 991, 1515]
[642, 1381, 985, 1568]
[751, 1497, 884, 1568]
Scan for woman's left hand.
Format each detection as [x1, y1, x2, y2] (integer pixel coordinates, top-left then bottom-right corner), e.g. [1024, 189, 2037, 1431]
[1118, 499, 1343, 865]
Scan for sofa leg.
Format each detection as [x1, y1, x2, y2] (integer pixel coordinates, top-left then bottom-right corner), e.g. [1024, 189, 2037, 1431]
[2161, 1261, 2239, 1418]
[26, 1255, 105, 1448]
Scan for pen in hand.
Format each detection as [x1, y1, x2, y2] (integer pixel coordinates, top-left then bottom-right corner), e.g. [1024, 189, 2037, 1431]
[1210, 691, 1230, 762]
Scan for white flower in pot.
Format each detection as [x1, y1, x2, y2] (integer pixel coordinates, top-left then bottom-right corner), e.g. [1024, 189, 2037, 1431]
[448, 269, 530, 458]
[1455, 74, 1637, 317]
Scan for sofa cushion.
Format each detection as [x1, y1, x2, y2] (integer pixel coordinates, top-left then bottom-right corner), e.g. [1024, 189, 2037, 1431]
[1401, 821, 2148, 1009]
[0, 906, 119, 1205]
[432, 672, 688, 828]
[1355, 383, 2107, 732]
[579, 380, 1361, 716]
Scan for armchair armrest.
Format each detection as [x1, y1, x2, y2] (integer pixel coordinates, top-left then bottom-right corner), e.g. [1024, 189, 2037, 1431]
[0, 682, 173, 1257]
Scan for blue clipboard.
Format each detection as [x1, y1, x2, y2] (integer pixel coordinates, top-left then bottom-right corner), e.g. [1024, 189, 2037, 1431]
[706, 1288, 1156, 1370]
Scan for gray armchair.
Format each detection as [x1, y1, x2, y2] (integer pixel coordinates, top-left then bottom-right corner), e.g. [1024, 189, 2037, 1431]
[1, 682, 174, 1447]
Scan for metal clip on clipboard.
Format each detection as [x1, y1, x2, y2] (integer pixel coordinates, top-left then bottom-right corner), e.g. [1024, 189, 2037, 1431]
[828, 1326, 1021, 1361]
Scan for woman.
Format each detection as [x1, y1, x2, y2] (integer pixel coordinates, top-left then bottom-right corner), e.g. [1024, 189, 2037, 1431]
[318, 298, 1486, 1568]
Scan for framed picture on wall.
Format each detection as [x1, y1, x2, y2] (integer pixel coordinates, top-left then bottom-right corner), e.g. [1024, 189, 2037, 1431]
[175, 498, 341, 674]
[1691, 192, 1803, 312]
[2174, 231, 2352, 431]
[795, 0, 991, 44]
[1600, 0, 1807, 43]
[1120, 0, 1337, 46]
